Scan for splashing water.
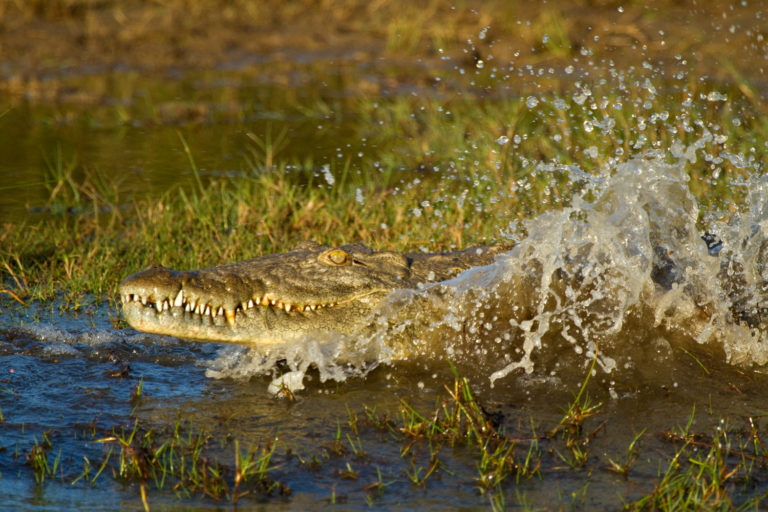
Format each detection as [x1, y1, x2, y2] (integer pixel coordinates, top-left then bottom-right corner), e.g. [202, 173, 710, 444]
[206, 134, 768, 394]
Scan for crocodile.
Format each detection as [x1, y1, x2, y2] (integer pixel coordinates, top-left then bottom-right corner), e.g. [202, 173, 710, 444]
[120, 235, 768, 355]
[120, 241, 511, 346]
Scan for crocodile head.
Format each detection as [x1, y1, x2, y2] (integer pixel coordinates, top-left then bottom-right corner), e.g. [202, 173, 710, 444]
[120, 241, 504, 346]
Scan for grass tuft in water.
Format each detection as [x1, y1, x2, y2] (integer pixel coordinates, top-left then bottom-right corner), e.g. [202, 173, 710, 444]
[362, 373, 542, 495]
[25, 432, 62, 484]
[92, 417, 289, 502]
[625, 408, 768, 510]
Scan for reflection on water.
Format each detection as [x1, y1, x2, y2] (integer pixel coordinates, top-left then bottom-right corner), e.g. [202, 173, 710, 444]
[0, 67, 379, 223]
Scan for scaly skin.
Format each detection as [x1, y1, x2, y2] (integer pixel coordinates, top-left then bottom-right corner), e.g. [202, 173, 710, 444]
[120, 241, 510, 345]
[120, 234, 768, 354]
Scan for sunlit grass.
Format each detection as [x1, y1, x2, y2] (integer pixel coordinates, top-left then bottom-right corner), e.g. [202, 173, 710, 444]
[0, 71, 763, 305]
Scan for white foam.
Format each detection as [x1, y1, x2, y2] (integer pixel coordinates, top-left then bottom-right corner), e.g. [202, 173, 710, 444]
[205, 137, 768, 391]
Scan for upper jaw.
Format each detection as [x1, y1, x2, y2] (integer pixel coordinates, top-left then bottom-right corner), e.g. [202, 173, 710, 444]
[118, 265, 387, 329]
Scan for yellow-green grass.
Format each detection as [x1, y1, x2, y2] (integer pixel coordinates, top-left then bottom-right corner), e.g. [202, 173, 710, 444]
[1, 74, 763, 306]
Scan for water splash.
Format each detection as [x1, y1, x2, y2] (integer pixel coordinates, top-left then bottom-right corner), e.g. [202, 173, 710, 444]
[205, 134, 768, 393]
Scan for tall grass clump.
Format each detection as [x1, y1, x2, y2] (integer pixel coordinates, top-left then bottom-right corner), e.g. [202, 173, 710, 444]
[0, 76, 765, 306]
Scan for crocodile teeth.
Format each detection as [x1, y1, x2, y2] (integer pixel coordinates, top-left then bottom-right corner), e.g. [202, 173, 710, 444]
[134, 293, 340, 317]
[123, 289, 341, 317]
[225, 309, 235, 327]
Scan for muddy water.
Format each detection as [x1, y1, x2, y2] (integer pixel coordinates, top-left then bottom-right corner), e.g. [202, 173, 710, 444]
[3, 294, 768, 509]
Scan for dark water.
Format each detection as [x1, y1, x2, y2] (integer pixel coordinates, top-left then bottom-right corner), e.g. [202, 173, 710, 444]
[0, 67, 382, 223]
[3, 297, 768, 509]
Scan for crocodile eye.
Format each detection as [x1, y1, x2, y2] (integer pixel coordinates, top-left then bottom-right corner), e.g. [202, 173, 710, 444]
[321, 249, 350, 266]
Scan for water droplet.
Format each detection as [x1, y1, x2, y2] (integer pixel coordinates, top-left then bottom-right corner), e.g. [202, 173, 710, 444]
[496, 135, 509, 145]
[322, 164, 335, 186]
[526, 96, 539, 108]
[706, 91, 728, 102]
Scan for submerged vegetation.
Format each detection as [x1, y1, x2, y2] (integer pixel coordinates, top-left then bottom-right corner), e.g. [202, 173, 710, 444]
[3, 369, 768, 509]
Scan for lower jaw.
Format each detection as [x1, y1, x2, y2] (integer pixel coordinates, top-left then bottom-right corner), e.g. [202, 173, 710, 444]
[121, 304, 311, 345]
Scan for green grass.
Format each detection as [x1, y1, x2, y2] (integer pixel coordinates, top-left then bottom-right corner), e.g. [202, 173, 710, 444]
[0, 72, 764, 305]
[91, 418, 289, 503]
[625, 409, 768, 511]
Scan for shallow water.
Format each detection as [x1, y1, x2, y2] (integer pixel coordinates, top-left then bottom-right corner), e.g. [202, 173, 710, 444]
[3, 294, 768, 509]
